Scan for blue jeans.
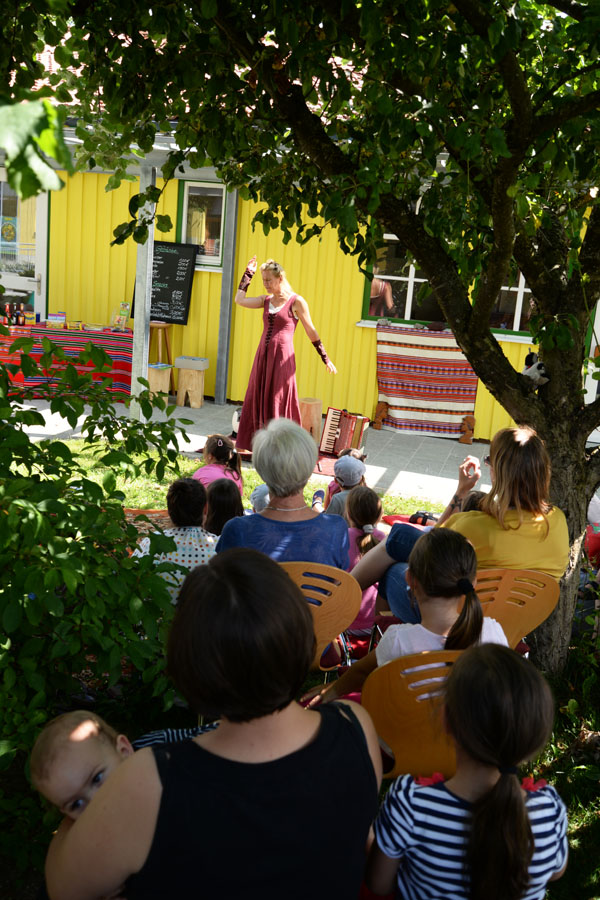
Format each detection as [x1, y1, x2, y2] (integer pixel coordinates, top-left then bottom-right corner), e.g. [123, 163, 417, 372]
[378, 524, 425, 623]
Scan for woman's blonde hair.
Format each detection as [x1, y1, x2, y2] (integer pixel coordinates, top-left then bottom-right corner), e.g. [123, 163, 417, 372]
[480, 427, 551, 530]
[260, 259, 293, 295]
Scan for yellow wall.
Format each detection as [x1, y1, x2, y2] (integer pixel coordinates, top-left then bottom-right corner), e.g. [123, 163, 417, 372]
[473, 340, 532, 439]
[48, 172, 530, 436]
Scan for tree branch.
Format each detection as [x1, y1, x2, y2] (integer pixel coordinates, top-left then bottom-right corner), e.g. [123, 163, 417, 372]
[536, 90, 600, 134]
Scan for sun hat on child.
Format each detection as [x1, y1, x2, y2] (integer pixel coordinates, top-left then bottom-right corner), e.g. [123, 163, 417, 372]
[334, 456, 366, 488]
[250, 483, 270, 512]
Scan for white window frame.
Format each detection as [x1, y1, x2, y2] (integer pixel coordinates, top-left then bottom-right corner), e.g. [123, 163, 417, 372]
[181, 181, 226, 271]
[368, 234, 532, 332]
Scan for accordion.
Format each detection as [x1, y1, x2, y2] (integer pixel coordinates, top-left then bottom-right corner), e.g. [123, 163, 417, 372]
[318, 407, 369, 457]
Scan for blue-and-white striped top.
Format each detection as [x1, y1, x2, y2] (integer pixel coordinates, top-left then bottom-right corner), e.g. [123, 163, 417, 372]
[374, 775, 568, 900]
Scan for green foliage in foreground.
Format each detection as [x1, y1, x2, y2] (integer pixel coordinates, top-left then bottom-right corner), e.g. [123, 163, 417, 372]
[0, 337, 194, 874]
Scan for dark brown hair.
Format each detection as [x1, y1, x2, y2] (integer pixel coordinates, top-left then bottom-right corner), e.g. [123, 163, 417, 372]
[444, 645, 555, 900]
[204, 433, 242, 481]
[408, 529, 482, 650]
[166, 478, 207, 527]
[205, 478, 244, 536]
[345, 486, 382, 555]
[167, 549, 316, 722]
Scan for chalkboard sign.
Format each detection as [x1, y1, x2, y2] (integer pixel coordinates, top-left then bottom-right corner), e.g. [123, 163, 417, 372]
[134, 241, 199, 325]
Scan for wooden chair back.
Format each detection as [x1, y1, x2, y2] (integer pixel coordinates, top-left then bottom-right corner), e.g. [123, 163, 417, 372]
[362, 650, 460, 779]
[280, 562, 362, 670]
[476, 568, 559, 648]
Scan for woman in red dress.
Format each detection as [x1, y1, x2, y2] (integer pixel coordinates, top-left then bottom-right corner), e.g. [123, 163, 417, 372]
[234, 256, 336, 451]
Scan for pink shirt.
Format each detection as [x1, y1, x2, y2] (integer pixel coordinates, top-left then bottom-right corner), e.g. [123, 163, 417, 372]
[192, 463, 243, 495]
[347, 525, 386, 633]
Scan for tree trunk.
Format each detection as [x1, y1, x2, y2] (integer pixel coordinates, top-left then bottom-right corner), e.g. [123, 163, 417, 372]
[527, 428, 589, 672]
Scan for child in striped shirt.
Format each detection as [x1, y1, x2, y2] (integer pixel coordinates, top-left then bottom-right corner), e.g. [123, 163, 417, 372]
[366, 644, 568, 900]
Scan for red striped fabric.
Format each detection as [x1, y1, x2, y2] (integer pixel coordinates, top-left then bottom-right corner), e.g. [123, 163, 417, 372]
[376, 324, 477, 438]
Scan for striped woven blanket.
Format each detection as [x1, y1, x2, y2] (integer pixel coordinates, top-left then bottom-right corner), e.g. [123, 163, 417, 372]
[376, 324, 477, 438]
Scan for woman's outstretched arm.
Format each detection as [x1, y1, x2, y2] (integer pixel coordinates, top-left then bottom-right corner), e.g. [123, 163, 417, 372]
[293, 296, 337, 373]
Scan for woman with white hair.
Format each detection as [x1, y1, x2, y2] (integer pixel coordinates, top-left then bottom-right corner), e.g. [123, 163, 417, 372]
[217, 419, 349, 569]
[234, 256, 336, 451]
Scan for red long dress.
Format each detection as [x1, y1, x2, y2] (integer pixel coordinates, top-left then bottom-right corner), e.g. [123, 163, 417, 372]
[236, 295, 301, 450]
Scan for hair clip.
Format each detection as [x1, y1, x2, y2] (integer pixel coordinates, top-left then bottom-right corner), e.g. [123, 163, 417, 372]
[217, 438, 223, 447]
[362, 524, 374, 534]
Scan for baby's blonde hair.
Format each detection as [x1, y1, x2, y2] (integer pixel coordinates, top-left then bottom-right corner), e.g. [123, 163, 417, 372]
[30, 710, 118, 788]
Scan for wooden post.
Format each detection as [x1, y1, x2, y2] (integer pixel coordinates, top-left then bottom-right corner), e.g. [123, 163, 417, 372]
[299, 397, 322, 444]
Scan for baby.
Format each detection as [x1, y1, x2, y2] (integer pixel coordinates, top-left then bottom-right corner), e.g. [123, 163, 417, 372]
[30, 710, 134, 820]
[31, 710, 214, 819]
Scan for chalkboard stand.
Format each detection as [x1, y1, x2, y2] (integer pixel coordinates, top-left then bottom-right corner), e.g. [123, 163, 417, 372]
[150, 321, 174, 393]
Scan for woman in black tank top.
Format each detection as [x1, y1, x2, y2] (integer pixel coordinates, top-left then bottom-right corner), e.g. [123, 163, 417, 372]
[45, 549, 382, 900]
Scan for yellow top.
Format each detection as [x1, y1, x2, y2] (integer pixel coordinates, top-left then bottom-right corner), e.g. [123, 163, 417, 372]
[440, 506, 569, 580]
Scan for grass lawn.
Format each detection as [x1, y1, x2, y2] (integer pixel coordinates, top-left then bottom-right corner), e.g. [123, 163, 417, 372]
[64, 439, 446, 517]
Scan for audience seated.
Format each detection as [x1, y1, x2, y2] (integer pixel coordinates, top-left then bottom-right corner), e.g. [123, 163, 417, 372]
[217, 418, 350, 569]
[353, 426, 569, 623]
[303, 529, 507, 706]
[366, 644, 568, 899]
[204, 477, 244, 536]
[44, 549, 382, 899]
[133, 478, 218, 602]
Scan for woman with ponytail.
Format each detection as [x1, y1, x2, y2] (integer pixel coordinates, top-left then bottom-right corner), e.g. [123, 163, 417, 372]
[192, 433, 243, 495]
[367, 644, 568, 899]
[302, 529, 508, 707]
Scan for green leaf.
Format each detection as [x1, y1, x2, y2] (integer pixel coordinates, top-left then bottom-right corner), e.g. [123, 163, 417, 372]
[2, 602, 22, 634]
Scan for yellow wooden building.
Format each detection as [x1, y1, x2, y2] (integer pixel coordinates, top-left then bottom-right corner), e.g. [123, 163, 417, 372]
[2, 158, 537, 441]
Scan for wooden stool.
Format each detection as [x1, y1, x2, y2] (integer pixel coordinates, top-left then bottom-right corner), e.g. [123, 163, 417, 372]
[147, 364, 172, 398]
[150, 321, 174, 393]
[175, 356, 209, 409]
[300, 397, 322, 444]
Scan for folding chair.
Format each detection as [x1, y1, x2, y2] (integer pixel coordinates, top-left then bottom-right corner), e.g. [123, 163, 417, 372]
[477, 568, 559, 648]
[280, 562, 362, 675]
[362, 650, 461, 779]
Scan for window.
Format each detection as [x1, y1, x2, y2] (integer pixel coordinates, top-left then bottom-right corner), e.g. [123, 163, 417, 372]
[181, 182, 225, 269]
[363, 234, 533, 332]
[364, 235, 444, 323]
[489, 272, 533, 332]
[0, 176, 35, 277]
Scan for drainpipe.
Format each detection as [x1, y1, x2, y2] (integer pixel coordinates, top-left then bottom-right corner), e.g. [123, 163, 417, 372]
[214, 189, 238, 405]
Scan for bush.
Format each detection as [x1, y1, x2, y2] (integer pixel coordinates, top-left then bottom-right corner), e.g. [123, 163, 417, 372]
[0, 329, 192, 877]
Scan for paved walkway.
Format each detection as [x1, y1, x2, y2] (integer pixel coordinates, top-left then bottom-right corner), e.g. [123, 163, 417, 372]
[20, 398, 493, 505]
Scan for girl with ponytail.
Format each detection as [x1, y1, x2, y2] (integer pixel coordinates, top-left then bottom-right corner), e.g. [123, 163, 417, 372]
[367, 644, 568, 899]
[302, 529, 508, 707]
[345, 486, 386, 636]
[192, 433, 244, 495]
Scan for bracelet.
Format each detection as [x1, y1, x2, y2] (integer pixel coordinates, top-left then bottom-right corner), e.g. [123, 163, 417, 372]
[312, 338, 330, 365]
[238, 267, 254, 292]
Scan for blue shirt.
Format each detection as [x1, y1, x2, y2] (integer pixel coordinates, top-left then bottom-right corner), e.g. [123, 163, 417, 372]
[217, 512, 350, 570]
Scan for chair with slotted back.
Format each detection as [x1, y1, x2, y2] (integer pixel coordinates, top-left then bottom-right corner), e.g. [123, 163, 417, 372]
[361, 650, 461, 780]
[477, 568, 559, 648]
[280, 562, 362, 673]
